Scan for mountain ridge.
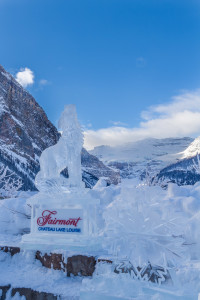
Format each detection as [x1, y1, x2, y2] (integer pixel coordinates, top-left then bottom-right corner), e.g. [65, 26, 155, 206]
[89, 137, 194, 180]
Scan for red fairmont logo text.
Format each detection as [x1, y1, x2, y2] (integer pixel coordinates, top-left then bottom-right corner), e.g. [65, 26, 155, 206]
[37, 210, 82, 227]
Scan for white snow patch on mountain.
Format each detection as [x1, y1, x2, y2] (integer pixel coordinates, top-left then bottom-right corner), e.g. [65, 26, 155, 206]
[181, 136, 200, 159]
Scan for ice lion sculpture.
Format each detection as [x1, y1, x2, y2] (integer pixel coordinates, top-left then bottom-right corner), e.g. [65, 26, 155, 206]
[35, 104, 84, 193]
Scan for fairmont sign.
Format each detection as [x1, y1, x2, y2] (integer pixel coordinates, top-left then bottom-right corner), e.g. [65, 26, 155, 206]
[35, 209, 83, 234]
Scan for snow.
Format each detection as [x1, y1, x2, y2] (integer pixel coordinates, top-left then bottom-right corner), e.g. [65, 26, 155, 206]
[0, 142, 28, 165]
[80, 262, 194, 299]
[0, 250, 81, 298]
[90, 138, 193, 164]
[11, 115, 24, 129]
[182, 136, 200, 158]
[0, 142, 37, 186]
[89, 138, 194, 180]
[80, 180, 200, 299]
[0, 192, 32, 241]
[1, 71, 11, 81]
[0, 96, 9, 116]
[1, 180, 200, 298]
[32, 142, 40, 150]
[1, 121, 200, 298]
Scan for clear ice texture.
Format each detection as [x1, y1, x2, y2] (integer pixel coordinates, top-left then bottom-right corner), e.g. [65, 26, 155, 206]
[35, 104, 84, 193]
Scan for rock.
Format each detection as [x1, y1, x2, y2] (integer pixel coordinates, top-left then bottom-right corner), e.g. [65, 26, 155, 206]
[97, 258, 113, 264]
[0, 64, 59, 191]
[0, 285, 11, 300]
[36, 252, 96, 277]
[81, 148, 120, 186]
[11, 287, 58, 300]
[0, 246, 20, 256]
[1, 247, 97, 277]
[66, 255, 96, 277]
[35, 251, 65, 271]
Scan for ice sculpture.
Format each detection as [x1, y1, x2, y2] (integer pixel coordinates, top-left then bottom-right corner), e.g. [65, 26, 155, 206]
[22, 104, 102, 252]
[35, 104, 84, 192]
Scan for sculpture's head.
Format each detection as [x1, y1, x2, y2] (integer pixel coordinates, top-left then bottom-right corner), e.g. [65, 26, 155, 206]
[58, 104, 79, 132]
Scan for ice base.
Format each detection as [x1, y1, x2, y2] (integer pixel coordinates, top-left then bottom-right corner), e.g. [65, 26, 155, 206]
[21, 233, 104, 253]
[21, 188, 104, 253]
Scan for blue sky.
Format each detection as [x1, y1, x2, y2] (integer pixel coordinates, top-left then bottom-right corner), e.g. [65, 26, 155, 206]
[0, 0, 200, 148]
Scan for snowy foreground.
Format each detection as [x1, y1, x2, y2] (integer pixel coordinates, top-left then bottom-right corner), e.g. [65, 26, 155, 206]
[1, 180, 200, 299]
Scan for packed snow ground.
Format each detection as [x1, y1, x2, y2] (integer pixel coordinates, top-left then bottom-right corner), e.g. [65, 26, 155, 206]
[0, 250, 81, 298]
[1, 180, 200, 299]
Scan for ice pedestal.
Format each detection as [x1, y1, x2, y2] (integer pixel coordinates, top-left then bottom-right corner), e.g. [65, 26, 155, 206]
[21, 189, 103, 252]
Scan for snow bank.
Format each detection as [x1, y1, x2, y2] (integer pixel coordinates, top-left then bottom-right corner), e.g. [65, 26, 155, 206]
[0, 192, 32, 246]
[101, 181, 200, 266]
[0, 250, 81, 298]
[1, 180, 200, 298]
[88, 179, 200, 298]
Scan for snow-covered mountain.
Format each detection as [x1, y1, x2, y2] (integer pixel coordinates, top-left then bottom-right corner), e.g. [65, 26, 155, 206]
[153, 136, 200, 186]
[0, 64, 119, 190]
[89, 137, 193, 179]
[182, 136, 200, 158]
[90, 135, 200, 187]
[0, 64, 60, 190]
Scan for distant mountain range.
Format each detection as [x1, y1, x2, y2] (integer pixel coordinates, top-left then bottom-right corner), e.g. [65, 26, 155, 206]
[90, 137, 193, 177]
[0, 64, 119, 190]
[89, 137, 200, 186]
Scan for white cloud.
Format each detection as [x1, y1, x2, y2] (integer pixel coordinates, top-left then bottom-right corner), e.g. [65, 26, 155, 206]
[39, 79, 49, 86]
[15, 67, 34, 88]
[110, 121, 128, 126]
[84, 90, 200, 150]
